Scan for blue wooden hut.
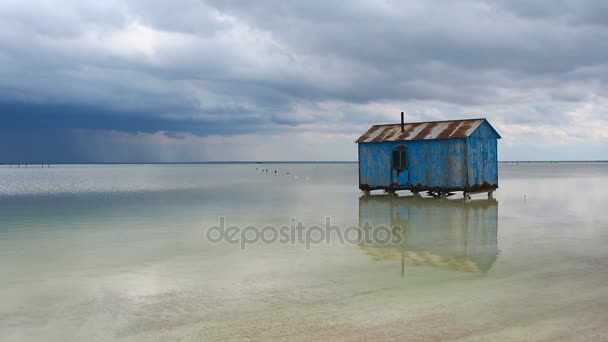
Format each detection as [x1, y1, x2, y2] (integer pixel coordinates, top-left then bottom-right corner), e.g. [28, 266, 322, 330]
[356, 115, 501, 198]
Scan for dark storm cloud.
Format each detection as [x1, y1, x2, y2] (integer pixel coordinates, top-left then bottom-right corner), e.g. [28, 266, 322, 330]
[0, 0, 606, 161]
[0, 102, 279, 135]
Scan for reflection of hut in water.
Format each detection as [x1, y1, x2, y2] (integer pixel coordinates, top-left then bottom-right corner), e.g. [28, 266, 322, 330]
[359, 196, 498, 274]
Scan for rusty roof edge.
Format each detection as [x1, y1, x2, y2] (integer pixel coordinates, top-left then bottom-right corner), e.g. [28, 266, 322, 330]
[464, 119, 484, 137]
[368, 117, 488, 128]
[355, 118, 502, 143]
[357, 136, 470, 143]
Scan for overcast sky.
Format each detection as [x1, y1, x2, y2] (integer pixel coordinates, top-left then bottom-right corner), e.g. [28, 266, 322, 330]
[1, 0, 607, 162]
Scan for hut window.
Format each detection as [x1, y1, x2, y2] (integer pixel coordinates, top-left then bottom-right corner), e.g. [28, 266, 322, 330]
[392, 147, 408, 171]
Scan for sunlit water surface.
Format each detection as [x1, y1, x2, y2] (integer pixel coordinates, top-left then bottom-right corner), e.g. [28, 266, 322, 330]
[1, 163, 607, 341]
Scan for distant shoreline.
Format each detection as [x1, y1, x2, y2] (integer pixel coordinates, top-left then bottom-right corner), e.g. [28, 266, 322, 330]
[0, 160, 607, 165]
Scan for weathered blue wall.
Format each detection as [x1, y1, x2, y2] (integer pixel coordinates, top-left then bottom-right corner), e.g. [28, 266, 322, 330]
[358, 121, 499, 191]
[359, 142, 393, 188]
[359, 139, 467, 190]
[466, 121, 498, 189]
[466, 138, 498, 189]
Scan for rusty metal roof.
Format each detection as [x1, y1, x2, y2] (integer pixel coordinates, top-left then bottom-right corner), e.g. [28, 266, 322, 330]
[356, 118, 490, 143]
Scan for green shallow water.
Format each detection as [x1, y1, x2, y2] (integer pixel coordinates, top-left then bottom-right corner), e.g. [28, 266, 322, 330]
[0, 163, 607, 341]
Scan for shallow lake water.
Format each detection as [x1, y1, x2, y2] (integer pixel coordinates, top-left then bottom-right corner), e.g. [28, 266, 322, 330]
[0, 163, 607, 341]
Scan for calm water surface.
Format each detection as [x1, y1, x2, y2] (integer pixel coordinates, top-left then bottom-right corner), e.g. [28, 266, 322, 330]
[0, 163, 607, 341]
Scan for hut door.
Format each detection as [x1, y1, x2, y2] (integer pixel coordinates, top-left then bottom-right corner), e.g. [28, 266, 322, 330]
[391, 146, 409, 188]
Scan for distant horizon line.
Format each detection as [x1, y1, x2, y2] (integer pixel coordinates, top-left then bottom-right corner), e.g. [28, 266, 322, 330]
[1, 160, 607, 165]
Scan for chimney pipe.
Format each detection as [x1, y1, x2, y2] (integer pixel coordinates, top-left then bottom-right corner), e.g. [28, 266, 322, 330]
[401, 112, 404, 132]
